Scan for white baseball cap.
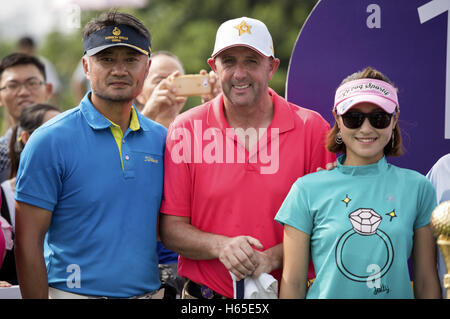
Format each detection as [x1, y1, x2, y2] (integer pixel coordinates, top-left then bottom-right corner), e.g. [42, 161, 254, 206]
[211, 17, 275, 58]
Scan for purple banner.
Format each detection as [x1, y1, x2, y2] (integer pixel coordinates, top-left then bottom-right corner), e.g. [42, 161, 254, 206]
[287, 0, 449, 174]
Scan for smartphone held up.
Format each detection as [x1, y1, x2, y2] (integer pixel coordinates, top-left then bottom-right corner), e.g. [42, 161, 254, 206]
[171, 74, 212, 96]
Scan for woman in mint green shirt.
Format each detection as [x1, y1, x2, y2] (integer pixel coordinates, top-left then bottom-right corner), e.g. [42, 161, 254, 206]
[276, 67, 441, 299]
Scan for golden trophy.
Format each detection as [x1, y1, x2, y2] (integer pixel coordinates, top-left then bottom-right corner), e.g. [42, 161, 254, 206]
[430, 200, 450, 299]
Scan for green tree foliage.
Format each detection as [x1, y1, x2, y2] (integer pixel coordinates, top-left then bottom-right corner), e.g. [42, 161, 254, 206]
[1, 0, 318, 112]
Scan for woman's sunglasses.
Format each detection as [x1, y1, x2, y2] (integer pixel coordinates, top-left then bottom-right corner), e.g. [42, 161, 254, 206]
[341, 111, 394, 129]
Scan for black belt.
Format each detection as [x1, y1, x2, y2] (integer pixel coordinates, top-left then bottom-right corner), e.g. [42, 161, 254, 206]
[185, 280, 228, 299]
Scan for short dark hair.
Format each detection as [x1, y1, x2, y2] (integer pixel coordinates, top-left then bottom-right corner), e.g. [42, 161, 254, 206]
[326, 66, 403, 157]
[17, 36, 36, 50]
[82, 10, 151, 43]
[9, 103, 60, 178]
[0, 53, 46, 82]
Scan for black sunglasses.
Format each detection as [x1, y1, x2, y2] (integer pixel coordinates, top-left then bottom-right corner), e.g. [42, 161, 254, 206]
[341, 111, 394, 129]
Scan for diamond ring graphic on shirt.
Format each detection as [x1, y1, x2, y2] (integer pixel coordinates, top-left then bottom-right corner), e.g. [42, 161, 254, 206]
[349, 208, 382, 235]
[335, 208, 394, 283]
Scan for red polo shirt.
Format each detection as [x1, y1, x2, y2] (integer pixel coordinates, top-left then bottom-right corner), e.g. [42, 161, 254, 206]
[161, 88, 335, 298]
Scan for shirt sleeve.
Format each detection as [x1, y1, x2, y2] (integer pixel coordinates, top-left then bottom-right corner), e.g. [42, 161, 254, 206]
[15, 128, 63, 212]
[0, 216, 13, 250]
[160, 123, 192, 217]
[426, 154, 450, 204]
[414, 177, 437, 230]
[275, 180, 313, 235]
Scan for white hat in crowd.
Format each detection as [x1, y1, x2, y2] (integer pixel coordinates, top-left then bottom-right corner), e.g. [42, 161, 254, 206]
[211, 17, 275, 58]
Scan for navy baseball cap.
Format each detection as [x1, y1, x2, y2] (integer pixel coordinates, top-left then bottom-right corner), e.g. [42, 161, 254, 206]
[83, 24, 151, 56]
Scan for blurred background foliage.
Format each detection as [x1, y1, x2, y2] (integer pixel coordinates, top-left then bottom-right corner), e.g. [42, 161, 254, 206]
[0, 0, 318, 129]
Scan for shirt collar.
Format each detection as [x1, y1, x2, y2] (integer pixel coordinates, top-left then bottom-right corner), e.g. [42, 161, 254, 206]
[129, 106, 141, 131]
[107, 106, 141, 131]
[337, 155, 389, 176]
[80, 92, 149, 131]
[206, 88, 294, 133]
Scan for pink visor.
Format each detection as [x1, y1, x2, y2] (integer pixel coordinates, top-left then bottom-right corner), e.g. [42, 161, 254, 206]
[334, 78, 399, 115]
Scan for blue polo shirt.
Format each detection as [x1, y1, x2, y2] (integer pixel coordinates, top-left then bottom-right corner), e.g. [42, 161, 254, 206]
[15, 93, 167, 297]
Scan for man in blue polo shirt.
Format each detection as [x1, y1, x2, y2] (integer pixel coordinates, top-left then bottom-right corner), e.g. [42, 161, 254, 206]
[14, 10, 167, 299]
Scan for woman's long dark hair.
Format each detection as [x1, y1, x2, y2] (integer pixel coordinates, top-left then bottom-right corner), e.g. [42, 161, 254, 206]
[9, 103, 60, 179]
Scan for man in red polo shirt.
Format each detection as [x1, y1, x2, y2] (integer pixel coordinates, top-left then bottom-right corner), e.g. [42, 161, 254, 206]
[159, 17, 335, 299]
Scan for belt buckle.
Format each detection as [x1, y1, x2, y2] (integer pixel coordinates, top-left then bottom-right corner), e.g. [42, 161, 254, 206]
[200, 285, 214, 299]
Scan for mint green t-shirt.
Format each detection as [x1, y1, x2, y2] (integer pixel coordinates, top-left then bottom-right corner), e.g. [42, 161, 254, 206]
[275, 156, 437, 299]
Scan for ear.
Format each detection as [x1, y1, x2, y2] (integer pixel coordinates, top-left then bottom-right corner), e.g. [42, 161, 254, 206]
[20, 130, 31, 145]
[0, 75, 4, 107]
[267, 57, 280, 81]
[82, 56, 91, 81]
[45, 82, 53, 101]
[207, 58, 217, 72]
[0, 79, 4, 108]
[143, 57, 151, 79]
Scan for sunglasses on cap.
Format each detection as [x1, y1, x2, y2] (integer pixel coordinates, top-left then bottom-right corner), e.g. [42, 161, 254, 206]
[341, 111, 394, 129]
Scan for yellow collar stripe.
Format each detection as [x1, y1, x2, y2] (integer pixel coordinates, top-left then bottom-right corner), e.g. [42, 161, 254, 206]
[107, 107, 141, 170]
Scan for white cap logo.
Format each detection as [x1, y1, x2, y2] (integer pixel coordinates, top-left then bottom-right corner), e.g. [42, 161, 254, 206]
[234, 20, 252, 36]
